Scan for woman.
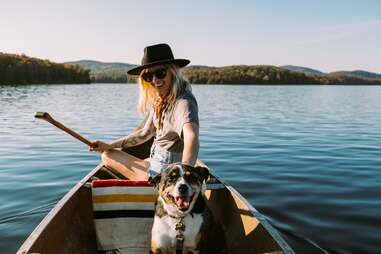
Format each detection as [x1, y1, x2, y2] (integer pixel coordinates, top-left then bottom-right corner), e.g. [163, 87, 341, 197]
[90, 43, 199, 180]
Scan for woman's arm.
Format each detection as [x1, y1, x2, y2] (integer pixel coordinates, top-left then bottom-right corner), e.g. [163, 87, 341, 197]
[90, 111, 155, 153]
[91, 125, 155, 153]
[181, 122, 199, 166]
[110, 110, 155, 149]
[111, 126, 155, 148]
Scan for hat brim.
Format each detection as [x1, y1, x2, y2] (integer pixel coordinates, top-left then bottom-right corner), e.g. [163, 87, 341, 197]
[127, 59, 190, 75]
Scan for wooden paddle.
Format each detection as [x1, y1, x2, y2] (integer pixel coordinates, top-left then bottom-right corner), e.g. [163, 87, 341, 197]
[34, 112, 95, 147]
[34, 112, 151, 179]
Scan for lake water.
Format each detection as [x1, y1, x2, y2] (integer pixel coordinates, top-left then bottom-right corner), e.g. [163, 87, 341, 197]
[1, 84, 381, 254]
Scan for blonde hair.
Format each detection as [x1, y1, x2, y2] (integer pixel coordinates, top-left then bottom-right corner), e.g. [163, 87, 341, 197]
[137, 64, 190, 114]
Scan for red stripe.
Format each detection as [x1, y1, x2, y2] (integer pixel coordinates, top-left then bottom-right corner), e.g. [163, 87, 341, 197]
[92, 180, 152, 188]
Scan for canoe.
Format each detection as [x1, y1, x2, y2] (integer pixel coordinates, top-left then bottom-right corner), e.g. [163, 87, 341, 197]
[17, 145, 295, 254]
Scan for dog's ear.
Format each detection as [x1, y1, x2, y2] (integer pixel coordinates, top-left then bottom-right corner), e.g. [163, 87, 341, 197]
[148, 173, 161, 188]
[195, 166, 209, 182]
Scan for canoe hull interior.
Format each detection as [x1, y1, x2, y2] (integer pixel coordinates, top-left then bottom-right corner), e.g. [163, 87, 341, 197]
[17, 164, 293, 254]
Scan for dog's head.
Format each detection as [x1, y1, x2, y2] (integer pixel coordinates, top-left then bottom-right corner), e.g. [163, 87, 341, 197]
[149, 163, 209, 215]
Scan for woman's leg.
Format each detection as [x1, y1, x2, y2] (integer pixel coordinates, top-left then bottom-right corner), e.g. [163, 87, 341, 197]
[101, 149, 150, 180]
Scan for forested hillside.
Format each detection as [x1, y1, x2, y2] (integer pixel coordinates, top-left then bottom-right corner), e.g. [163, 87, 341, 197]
[0, 53, 90, 85]
[68, 60, 381, 85]
[184, 65, 320, 84]
[65, 60, 136, 83]
[184, 65, 381, 85]
[2, 53, 380, 85]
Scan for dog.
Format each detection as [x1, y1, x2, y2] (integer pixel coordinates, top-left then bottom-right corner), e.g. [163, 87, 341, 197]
[149, 163, 226, 254]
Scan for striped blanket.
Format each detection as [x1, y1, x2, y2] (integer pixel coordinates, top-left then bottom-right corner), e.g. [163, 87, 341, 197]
[92, 180, 158, 251]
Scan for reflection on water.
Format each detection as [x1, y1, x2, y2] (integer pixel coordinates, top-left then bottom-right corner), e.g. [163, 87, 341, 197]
[1, 84, 381, 253]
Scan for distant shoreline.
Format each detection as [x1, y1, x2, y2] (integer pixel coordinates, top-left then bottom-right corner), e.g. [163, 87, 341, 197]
[70, 60, 381, 85]
[2, 53, 381, 85]
[90, 82, 381, 86]
[3, 82, 381, 87]
[0, 53, 90, 85]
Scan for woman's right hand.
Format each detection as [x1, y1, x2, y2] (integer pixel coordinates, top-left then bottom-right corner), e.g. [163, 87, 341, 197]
[89, 140, 113, 153]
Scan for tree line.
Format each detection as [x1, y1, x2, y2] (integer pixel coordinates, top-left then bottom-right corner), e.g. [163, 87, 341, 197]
[93, 65, 381, 85]
[2, 54, 380, 85]
[182, 65, 381, 85]
[90, 71, 135, 83]
[0, 53, 90, 85]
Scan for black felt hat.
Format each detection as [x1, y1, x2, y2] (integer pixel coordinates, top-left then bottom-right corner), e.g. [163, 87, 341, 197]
[127, 43, 190, 75]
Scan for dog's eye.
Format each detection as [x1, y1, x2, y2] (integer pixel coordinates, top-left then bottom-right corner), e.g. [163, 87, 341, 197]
[169, 173, 179, 181]
[184, 171, 199, 182]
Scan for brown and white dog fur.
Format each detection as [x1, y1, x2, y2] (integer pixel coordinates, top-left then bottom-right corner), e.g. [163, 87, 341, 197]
[149, 163, 226, 254]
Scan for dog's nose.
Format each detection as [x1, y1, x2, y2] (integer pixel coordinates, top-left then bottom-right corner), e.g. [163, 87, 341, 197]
[178, 184, 188, 194]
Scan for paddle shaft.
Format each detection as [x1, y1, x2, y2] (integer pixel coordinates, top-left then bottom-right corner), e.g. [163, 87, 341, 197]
[35, 112, 93, 147]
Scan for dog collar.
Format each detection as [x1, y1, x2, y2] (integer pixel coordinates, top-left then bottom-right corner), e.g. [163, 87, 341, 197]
[174, 217, 186, 254]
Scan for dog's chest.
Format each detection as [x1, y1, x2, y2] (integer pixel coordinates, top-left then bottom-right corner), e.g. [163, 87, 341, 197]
[152, 214, 204, 249]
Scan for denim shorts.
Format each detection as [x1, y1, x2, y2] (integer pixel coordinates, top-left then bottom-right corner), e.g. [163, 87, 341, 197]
[147, 143, 182, 179]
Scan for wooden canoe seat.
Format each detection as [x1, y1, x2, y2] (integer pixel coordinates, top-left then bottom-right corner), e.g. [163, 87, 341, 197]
[91, 180, 158, 252]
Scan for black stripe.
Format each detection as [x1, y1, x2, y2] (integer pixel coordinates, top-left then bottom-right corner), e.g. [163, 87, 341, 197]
[94, 210, 155, 219]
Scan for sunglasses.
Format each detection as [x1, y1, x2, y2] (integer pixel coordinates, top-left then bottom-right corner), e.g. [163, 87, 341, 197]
[141, 68, 168, 83]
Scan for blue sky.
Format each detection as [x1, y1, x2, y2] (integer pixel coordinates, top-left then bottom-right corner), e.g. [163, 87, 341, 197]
[1, 0, 380, 72]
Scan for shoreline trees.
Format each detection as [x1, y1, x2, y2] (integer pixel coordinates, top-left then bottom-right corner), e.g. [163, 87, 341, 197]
[2, 54, 380, 85]
[0, 53, 90, 85]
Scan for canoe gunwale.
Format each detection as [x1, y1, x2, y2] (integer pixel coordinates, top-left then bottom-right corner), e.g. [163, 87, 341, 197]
[16, 163, 104, 254]
[225, 184, 295, 254]
[209, 170, 296, 254]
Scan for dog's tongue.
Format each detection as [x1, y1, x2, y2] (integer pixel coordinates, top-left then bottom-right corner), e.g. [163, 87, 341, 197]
[175, 196, 189, 209]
